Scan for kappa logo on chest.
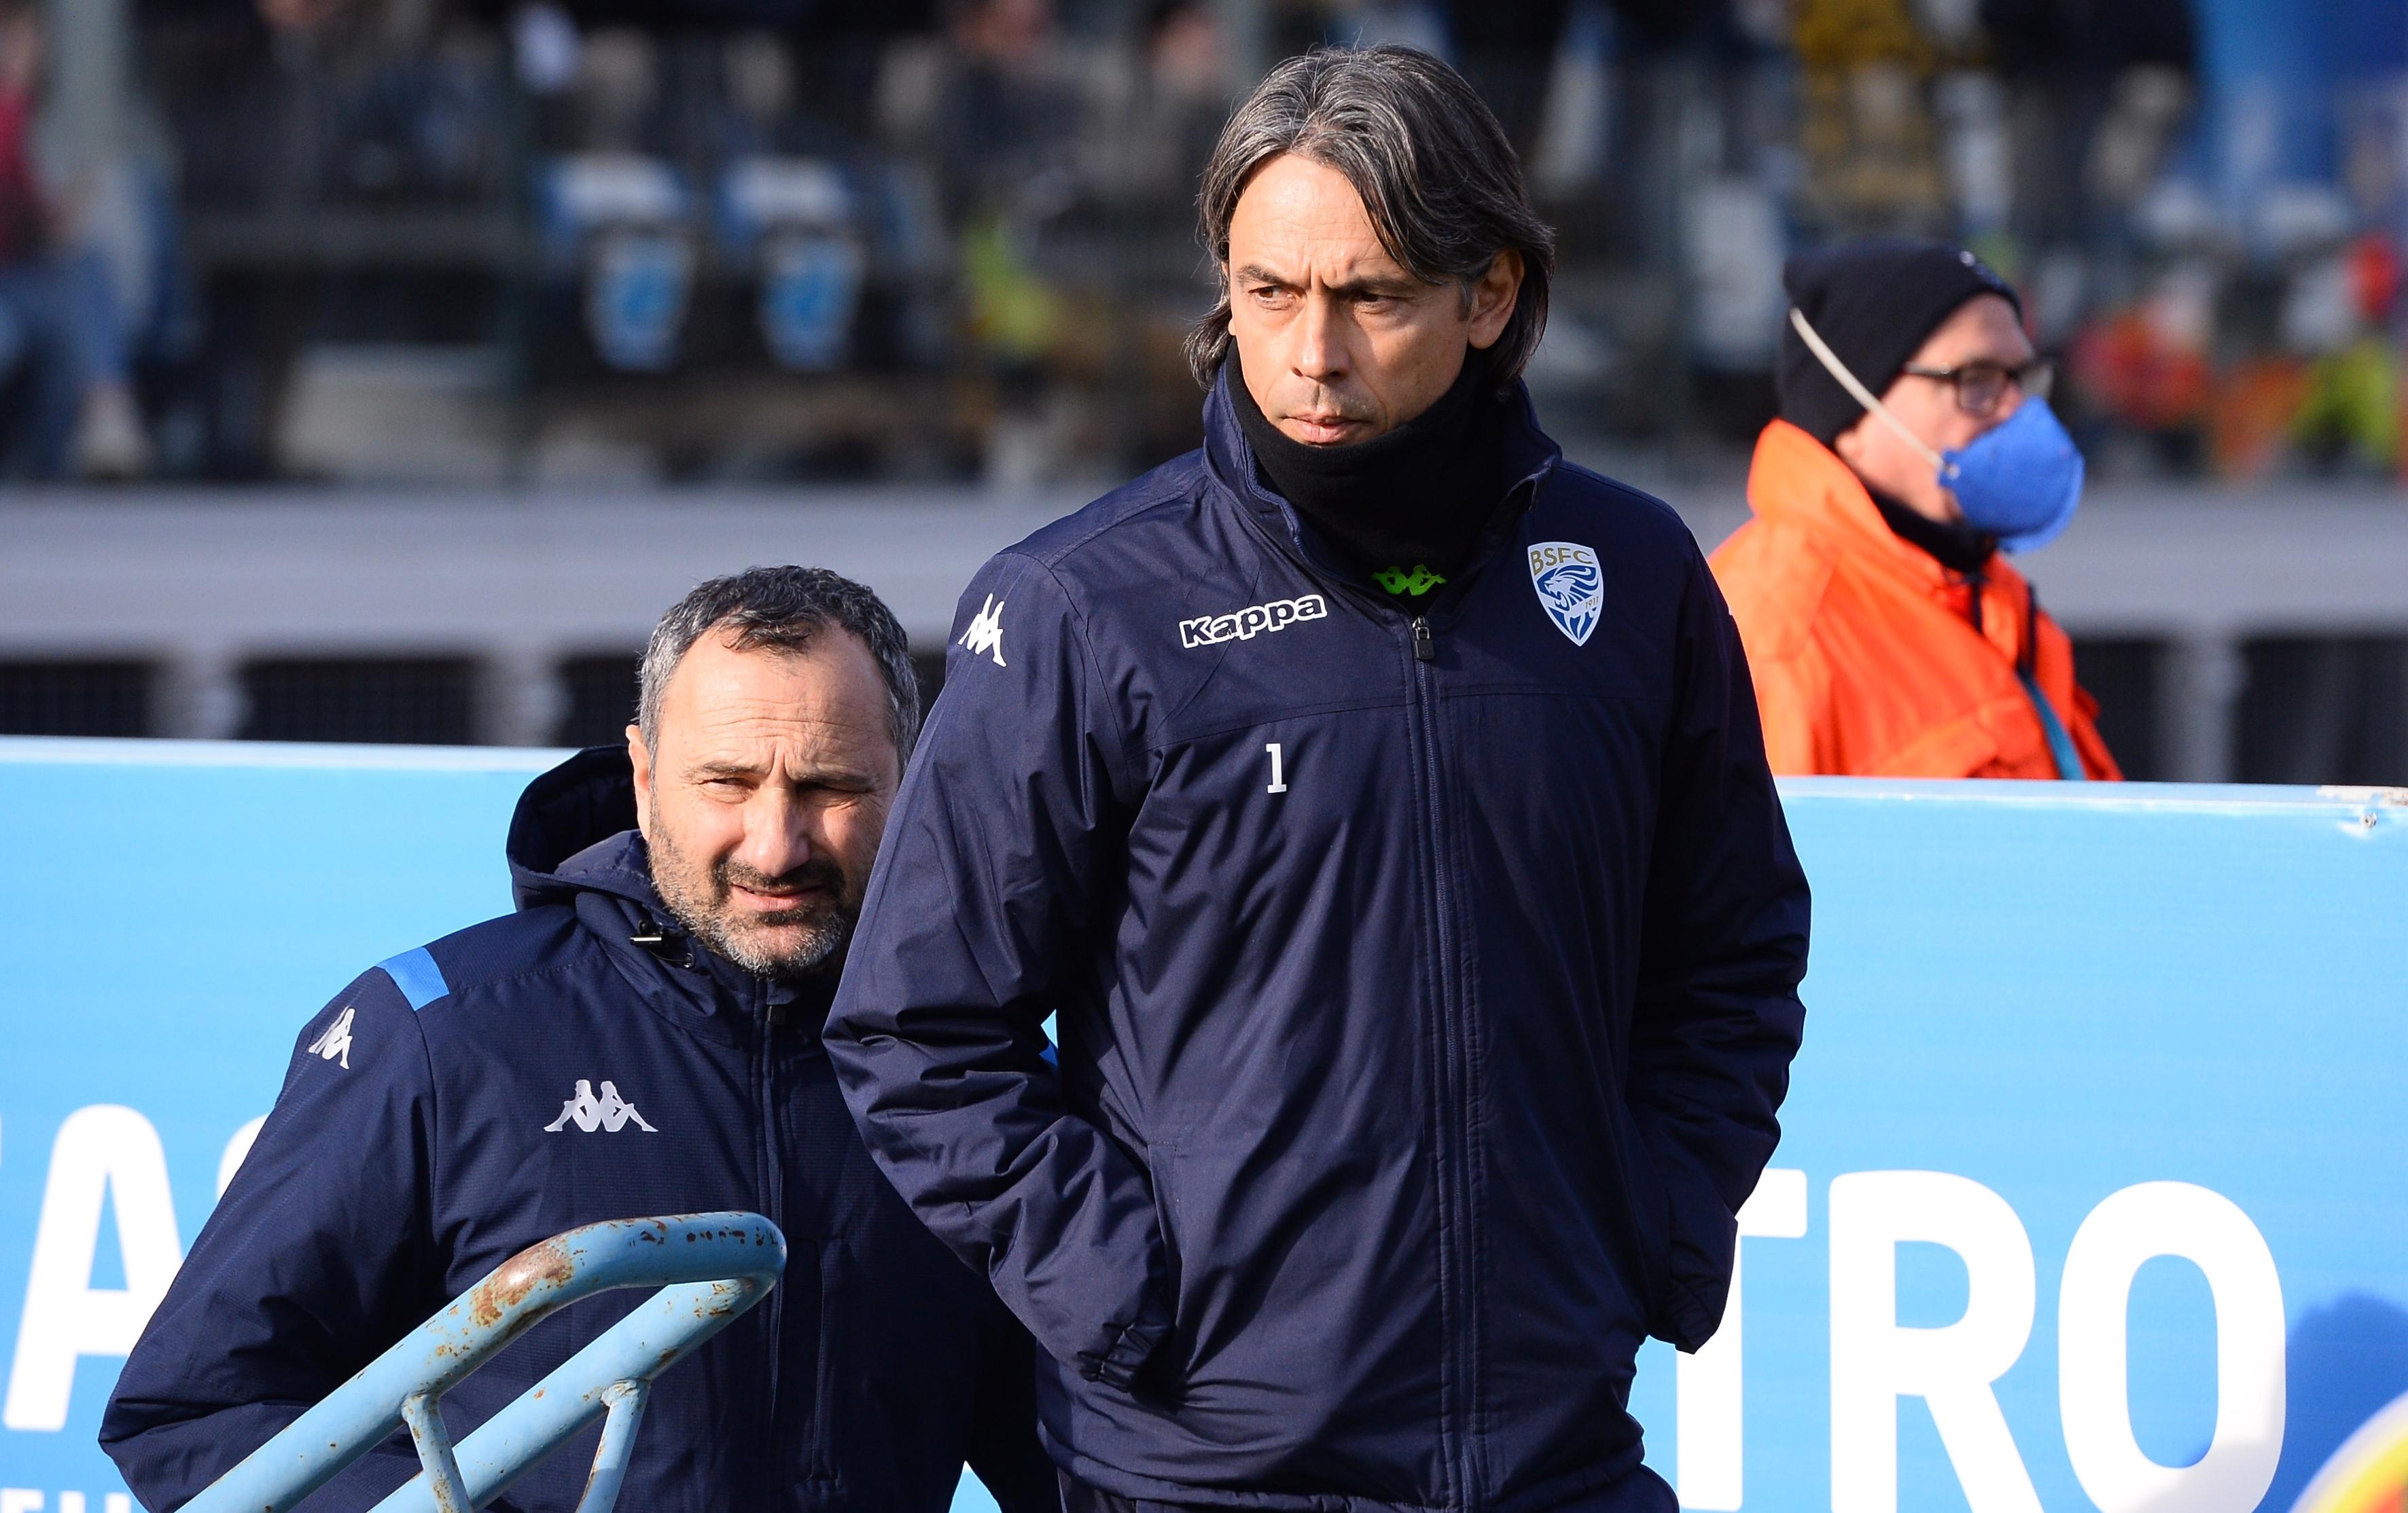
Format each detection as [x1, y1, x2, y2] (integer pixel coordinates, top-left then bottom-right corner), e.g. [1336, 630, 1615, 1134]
[1178, 592, 1328, 649]
[1528, 541, 1604, 646]
[544, 1078, 658, 1133]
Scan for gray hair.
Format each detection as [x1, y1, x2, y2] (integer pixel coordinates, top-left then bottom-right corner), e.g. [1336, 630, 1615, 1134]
[1186, 46, 1556, 391]
[637, 565, 921, 766]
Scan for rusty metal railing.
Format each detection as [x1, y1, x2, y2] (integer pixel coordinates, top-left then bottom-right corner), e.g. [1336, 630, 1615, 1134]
[181, 1211, 786, 1513]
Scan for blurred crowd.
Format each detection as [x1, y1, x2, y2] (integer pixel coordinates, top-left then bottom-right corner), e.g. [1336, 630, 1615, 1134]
[2, 0, 2405, 485]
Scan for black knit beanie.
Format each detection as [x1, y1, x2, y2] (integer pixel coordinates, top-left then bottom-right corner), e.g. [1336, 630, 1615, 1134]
[1776, 238, 2022, 446]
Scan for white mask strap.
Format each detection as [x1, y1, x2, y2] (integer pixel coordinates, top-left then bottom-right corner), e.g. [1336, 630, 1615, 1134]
[1788, 306, 1951, 476]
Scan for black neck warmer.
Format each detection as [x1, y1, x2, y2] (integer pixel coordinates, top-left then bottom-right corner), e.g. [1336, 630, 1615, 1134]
[1869, 487, 1996, 575]
[1228, 346, 1512, 584]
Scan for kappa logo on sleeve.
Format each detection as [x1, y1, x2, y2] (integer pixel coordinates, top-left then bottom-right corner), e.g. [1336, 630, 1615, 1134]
[960, 594, 1007, 666]
[1178, 593, 1328, 649]
[306, 1005, 355, 1069]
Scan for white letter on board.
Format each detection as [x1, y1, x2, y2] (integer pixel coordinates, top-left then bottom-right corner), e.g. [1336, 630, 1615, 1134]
[2059, 1182, 2286, 1513]
[1676, 1167, 1809, 1510]
[1829, 1171, 2041, 1513]
[3, 1107, 184, 1431]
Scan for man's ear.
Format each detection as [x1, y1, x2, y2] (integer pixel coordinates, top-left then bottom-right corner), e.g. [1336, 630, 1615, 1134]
[1466, 250, 1523, 351]
[1831, 412, 1870, 471]
[626, 724, 653, 838]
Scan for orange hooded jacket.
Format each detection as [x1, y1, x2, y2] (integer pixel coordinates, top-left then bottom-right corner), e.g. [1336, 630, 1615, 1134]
[1708, 419, 2119, 780]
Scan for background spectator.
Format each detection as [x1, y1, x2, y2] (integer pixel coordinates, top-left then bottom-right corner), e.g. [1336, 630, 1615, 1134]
[14, 0, 2385, 493]
[0, 0, 147, 478]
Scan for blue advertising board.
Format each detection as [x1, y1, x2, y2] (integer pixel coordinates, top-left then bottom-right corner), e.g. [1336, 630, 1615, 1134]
[1, 738, 2403, 1511]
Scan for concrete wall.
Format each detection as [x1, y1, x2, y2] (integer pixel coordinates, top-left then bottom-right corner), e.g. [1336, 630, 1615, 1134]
[3, 482, 2403, 780]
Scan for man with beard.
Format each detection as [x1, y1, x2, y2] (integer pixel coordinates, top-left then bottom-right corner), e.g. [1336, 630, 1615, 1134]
[103, 568, 1058, 1513]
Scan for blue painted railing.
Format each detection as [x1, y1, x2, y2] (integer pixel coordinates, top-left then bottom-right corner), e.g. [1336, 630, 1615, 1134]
[182, 1211, 786, 1513]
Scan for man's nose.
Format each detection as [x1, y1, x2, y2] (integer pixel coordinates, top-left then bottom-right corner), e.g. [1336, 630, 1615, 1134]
[737, 792, 815, 877]
[1292, 293, 1349, 383]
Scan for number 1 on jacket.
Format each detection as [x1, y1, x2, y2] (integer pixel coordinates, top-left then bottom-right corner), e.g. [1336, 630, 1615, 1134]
[1266, 742, 1289, 794]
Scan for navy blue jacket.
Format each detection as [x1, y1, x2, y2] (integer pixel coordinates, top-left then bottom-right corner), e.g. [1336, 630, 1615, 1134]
[825, 374, 1811, 1512]
[101, 749, 1057, 1513]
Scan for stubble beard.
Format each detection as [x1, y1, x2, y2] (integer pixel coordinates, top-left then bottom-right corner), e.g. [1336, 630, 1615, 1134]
[646, 827, 857, 984]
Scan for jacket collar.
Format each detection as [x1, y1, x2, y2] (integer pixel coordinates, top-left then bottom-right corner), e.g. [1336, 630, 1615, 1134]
[1198, 358, 1563, 600]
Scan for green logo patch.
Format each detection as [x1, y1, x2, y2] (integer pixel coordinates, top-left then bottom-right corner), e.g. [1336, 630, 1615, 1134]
[1373, 565, 1447, 597]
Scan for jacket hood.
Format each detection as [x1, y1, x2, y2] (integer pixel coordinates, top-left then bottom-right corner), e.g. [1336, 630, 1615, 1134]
[506, 745, 652, 914]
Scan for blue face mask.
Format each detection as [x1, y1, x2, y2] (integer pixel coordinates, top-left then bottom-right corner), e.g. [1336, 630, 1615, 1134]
[1790, 307, 2084, 554]
[1939, 397, 2084, 553]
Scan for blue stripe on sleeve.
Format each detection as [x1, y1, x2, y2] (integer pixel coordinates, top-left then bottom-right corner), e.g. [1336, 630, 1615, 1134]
[378, 946, 450, 1011]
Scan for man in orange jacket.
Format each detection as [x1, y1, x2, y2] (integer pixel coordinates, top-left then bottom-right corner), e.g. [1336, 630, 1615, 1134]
[1710, 238, 2119, 779]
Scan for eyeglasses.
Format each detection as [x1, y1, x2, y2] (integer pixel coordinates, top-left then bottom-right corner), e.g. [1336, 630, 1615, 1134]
[1899, 357, 2055, 418]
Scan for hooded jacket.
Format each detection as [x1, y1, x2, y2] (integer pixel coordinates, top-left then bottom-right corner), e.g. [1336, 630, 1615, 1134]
[824, 370, 1811, 1512]
[1708, 419, 2119, 780]
[101, 748, 1057, 1513]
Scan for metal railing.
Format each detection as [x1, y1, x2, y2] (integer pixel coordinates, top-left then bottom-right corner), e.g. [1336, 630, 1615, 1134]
[183, 1211, 786, 1513]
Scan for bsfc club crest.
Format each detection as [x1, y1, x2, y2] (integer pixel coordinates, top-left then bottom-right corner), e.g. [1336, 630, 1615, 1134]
[1527, 541, 1603, 646]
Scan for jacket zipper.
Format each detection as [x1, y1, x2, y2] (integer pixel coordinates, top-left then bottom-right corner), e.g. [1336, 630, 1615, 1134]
[754, 985, 785, 1482]
[1406, 612, 1481, 1505]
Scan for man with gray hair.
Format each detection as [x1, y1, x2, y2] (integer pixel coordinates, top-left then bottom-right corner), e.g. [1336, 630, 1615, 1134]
[830, 48, 1809, 1513]
[105, 567, 1059, 1513]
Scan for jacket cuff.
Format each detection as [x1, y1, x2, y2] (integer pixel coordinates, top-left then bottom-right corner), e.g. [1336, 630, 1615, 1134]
[1081, 1293, 1174, 1391]
[1648, 1275, 1726, 1354]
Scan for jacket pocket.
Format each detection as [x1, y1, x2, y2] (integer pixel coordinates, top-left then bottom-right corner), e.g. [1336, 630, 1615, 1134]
[800, 1239, 839, 1483]
[1133, 1126, 1188, 1386]
[1626, 1135, 1676, 1315]
[1149, 1130, 1182, 1283]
